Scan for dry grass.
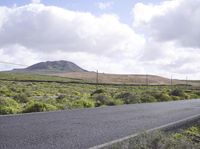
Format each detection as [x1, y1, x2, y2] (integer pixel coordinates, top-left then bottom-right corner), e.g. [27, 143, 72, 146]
[49, 72, 183, 85]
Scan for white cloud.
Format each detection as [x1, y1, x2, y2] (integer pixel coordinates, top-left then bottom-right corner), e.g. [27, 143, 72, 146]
[1, 1, 200, 79]
[98, 1, 113, 10]
[0, 4, 144, 56]
[133, 0, 200, 48]
[131, 0, 200, 79]
[0, 4, 145, 74]
[133, 0, 181, 27]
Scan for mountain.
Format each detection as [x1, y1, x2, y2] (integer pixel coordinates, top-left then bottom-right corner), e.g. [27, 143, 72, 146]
[10, 60, 183, 85]
[12, 60, 87, 73]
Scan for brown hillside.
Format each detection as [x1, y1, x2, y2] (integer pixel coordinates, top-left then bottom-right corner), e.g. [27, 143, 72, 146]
[50, 72, 182, 85]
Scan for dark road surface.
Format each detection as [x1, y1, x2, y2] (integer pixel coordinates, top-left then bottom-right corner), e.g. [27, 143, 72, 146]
[0, 99, 200, 149]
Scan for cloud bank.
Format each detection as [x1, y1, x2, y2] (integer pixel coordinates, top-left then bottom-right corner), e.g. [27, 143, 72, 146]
[0, 0, 200, 79]
[133, 0, 200, 79]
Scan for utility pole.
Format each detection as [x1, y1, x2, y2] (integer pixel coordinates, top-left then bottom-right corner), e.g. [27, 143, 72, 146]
[170, 75, 173, 89]
[96, 70, 99, 90]
[146, 74, 149, 90]
[186, 76, 188, 89]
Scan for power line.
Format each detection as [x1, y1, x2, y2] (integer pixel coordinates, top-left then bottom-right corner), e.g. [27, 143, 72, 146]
[0, 61, 28, 67]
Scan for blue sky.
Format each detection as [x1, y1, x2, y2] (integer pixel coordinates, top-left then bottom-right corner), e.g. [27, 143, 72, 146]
[0, 0, 163, 25]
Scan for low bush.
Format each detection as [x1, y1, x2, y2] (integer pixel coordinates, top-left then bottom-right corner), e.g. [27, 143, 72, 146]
[72, 91, 81, 96]
[23, 102, 57, 113]
[116, 92, 141, 104]
[156, 93, 172, 102]
[128, 131, 198, 149]
[105, 98, 124, 106]
[185, 90, 192, 93]
[56, 96, 68, 104]
[0, 106, 16, 115]
[0, 87, 12, 97]
[56, 94, 66, 100]
[55, 99, 73, 110]
[172, 96, 181, 101]
[93, 94, 108, 107]
[140, 94, 157, 103]
[195, 91, 200, 96]
[183, 93, 190, 99]
[170, 88, 184, 97]
[14, 93, 30, 103]
[91, 89, 105, 96]
[72, 99, 95, 108]
[0, 97, 21, 114]
[190, 94, 199, 99]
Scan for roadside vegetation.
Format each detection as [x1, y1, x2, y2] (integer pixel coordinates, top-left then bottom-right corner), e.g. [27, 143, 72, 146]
[0, 72, 200, 115]
[128, 124, 200, 149]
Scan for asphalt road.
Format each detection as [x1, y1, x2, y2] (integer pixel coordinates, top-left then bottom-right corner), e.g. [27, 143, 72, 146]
[0, 99, 200, 149]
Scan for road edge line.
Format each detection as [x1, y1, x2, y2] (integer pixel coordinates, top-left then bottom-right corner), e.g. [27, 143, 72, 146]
[89, 113, 200, 149]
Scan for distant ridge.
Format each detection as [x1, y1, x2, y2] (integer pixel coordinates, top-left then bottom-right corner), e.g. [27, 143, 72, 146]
[12, 60, 87, 73]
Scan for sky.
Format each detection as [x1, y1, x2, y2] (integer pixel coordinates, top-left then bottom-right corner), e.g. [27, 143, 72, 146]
[0, 0, 200, 79]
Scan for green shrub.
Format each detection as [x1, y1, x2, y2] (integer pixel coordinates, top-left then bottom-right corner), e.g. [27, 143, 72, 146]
[184, 126, 199, 136]
[150, 92, 162, 99]
[157, 93, 172, 102]
[56, 96, 67, 103]
[72, 99, 95, 108]
[183, 93, 190, 99]
[185, 90, 192, 93]
[0, 87, 12, 97]
[14, 93, 30, 103]
[0, 106, 16, 115]
[189, 94, 199, 99]
[55, 99, 74, 110]
[10, 87, 17, 92]
[195, 91, 200, 96]
[0, 97, 21, 114]
[56, 94, 66, 100]
[23, 102, 57, 113]
[128, 131, 198, 149]
[116, 92, 141, 104]
[140, 94, 157, 103]
[91, 89, 104, 96]
[93, 94, 108, 107]
[173, 133, 186, 140]
[55, 96, 76, 109]
[116, 92, 132, 99]
[172, 96, 181, 101]
[72, 91, 81, 96]
[170, 88, 184, 97]
[105, 98, 124, 106]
